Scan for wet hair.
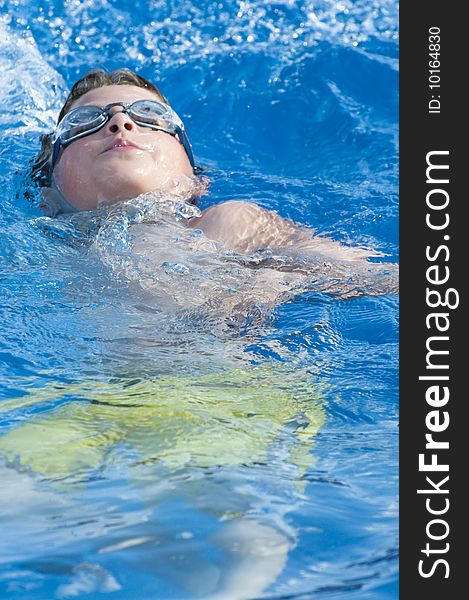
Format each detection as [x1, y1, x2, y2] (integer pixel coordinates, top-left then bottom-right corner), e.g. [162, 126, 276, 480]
[30, 68, 169, 187]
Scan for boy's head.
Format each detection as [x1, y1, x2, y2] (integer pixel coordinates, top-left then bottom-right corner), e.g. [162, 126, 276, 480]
[32, 68, 197, 214]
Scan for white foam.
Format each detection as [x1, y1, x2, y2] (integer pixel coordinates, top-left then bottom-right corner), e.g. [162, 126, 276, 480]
[0, 20, 67, 134]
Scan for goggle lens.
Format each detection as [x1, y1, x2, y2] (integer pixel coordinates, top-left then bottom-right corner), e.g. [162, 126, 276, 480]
[129, 100, 180, 133]
[53, 105, 106, 143]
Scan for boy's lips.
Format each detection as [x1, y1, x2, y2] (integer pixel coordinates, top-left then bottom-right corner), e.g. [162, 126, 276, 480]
[102, 138, 142, 153]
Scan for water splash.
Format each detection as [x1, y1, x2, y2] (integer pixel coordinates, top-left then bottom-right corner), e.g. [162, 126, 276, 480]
[3, 0, 398, 75]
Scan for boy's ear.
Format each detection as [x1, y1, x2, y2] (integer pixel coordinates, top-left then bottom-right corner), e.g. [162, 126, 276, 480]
[39, 187, 63, 217]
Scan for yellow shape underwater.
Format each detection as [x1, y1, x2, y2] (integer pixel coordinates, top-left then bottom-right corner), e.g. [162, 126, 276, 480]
[0, 365, 326, 481]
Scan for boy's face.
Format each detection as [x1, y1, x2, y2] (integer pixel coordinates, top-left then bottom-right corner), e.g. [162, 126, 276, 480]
[50, 85, 194, 211]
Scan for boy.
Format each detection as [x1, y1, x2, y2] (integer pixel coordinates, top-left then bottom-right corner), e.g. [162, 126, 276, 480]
[32, 67, 395, 269]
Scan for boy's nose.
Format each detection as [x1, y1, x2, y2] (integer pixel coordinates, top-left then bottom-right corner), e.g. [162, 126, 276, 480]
[106, 110, 136, 134]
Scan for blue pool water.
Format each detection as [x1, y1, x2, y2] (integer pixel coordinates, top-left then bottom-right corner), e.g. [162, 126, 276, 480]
[0, 1, 398, 598]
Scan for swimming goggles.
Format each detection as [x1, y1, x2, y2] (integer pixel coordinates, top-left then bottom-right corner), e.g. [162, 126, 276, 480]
[50, 99, 197, 173]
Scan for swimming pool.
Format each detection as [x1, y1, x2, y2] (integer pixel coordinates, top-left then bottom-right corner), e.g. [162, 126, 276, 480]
[0, 1, 398, 598]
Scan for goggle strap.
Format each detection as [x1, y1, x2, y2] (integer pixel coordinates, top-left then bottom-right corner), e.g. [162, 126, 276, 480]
[176, 126, 196, 169]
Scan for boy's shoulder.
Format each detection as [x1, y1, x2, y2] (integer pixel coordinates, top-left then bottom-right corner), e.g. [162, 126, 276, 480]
[199, 200, 264, 220]
[187, 201, 299, 252]
[187, 201, 269, 251]
[191, 200, 295, 229]
[188, 200, 265, 233]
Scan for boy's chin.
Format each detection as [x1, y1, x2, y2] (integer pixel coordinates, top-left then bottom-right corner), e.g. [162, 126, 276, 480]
[113, 174, 197, 202]
[42, 173, 200, 215]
